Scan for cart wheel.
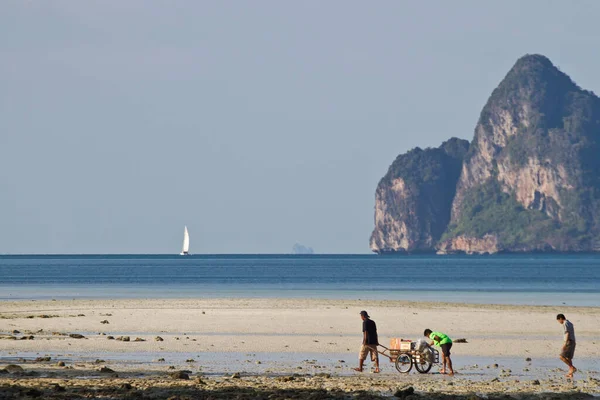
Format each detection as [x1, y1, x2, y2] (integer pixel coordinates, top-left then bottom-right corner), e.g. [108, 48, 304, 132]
[394, 352, 412, 373]
[414, 348, 433, 373]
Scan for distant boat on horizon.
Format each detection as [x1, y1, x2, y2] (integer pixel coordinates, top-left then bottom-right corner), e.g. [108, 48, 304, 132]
[180, 226, 190, 256]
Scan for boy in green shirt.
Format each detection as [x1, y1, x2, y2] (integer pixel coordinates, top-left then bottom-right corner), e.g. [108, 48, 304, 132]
[424, 329, 454, 375]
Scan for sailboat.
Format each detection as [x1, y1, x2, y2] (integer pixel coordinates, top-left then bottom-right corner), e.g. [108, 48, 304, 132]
[180, 226, 190, 255]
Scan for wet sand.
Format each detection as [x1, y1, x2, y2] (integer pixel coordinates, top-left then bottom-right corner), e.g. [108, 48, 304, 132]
[1, 298, 599, 398]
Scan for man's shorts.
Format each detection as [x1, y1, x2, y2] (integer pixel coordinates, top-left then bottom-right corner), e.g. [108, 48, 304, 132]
[440, 343, 452, 357]
[561, 341, 576, 359]
[359, 344, 379, 361]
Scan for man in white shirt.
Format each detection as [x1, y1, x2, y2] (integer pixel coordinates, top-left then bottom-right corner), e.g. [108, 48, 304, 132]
[556, 313, 577, 378]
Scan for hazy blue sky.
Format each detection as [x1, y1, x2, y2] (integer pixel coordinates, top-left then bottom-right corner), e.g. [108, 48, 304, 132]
[2, 1, 600, 254]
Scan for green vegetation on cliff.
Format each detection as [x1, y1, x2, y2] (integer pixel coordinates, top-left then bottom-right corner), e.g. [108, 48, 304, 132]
[442, 180, 555, 249]
[383, 138, 469, 186]
[443, 178, 598, 250]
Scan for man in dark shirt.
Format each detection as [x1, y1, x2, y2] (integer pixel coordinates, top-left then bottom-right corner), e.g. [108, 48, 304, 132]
[354, 310, 380, 373]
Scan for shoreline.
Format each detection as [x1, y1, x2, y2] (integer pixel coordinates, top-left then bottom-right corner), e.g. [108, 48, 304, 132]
[1, 290, 599, 306]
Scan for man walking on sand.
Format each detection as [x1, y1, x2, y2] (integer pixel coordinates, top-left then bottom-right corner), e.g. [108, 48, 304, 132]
[354, 310, 380, 373]
[556, 314, 577, 377]
[424, 329, 454, 375]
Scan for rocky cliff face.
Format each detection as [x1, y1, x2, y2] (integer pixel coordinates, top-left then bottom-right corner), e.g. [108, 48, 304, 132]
[436, 234, 499, 255]
[373, 54, 600, 254]
[370, 138, 469, 253]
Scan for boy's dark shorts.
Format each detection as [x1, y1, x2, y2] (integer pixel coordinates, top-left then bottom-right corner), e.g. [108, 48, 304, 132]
[561, 341, 576, 359]
[440, 343, 452, 357]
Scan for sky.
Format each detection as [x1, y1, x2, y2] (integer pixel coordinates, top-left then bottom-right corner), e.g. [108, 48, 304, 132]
[1, 1, 600, 254]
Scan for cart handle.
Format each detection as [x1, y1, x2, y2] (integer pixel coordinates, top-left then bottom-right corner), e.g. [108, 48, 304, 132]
[375, 344, 395, 360]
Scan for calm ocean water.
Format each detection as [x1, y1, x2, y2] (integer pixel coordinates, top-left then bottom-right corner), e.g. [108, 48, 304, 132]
[0, 254, 599, 306]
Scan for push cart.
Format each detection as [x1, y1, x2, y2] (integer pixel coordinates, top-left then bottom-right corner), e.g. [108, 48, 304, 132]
[377, 338, 439, 373]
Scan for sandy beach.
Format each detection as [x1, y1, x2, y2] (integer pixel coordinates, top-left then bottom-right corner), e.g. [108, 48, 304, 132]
[1, 298, 599, 399]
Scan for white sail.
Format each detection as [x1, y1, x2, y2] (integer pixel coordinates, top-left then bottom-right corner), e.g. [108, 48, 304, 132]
[180, 226, 190, 255]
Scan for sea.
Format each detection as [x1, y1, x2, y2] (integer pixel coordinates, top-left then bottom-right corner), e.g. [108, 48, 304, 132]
[1, 254, 599, 306]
